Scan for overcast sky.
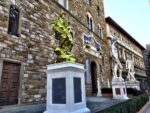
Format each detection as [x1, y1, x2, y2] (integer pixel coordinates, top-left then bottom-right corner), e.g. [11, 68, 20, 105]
[104, 0, 150, 48]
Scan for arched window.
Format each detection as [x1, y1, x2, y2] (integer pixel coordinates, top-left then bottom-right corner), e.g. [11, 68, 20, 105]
[8, 5, 20, 36]
[87, 12, 94, 31]
[97, 24, 103, 38]
[97, 6, 100, 15]
[58, 0, 68, 9]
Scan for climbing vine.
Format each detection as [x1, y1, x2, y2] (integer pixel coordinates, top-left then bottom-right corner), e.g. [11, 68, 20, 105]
[51, 12, 76, 63]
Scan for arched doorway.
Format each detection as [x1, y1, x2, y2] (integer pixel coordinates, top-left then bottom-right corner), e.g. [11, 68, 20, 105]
[91, 61, 97, 95]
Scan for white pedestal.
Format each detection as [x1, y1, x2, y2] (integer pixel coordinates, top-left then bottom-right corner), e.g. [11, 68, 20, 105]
[126, 81, 140, 90]
[44, 62, 90, 113]
[112, 78, 128, 100]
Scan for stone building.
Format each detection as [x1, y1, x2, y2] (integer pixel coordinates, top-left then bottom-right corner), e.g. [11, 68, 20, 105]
[0, 0, 111, 108]
[106, 17, 149, 91]
[144, 44, 150, 90]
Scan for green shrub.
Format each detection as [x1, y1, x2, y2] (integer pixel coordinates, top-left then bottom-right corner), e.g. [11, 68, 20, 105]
[101, 88, 144, 96]
[127, 88, 144, 96]
[96, 94, 149, 113]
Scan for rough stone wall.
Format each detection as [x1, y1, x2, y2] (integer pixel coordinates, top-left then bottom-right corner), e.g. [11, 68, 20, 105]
[68, 0, 111, 92]
[144, 45, 150, 79]
[0, 0, 111, 104]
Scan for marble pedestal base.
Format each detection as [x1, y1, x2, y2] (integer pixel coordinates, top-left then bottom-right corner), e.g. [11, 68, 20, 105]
[112, 78, 128, 100]
[44, 62, 90, 113]
[126, 81, 140, 90]
[44, 108, 90, 113]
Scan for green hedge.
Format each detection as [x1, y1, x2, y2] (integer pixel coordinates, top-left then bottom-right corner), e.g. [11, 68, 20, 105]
[101, 88, 144, 96]
[96, 94, 149, 113]
[127, 88, 144, 96]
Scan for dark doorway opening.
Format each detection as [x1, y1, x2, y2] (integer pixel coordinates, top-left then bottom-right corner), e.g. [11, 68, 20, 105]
[91, 61, 97, 95]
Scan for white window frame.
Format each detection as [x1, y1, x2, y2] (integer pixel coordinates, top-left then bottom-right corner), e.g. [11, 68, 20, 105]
[58, 0, 68, 10]
[84, 0, 91, 5]
[87, 12, 94, 31]
[98, 24, 103, 38]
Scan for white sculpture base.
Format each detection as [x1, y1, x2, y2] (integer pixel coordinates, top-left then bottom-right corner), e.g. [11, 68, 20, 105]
[112, 78, 128, 100]
[44, 62, 90, 113]
[97, 92, 102, 97]
[126, 80, 140, 90]
[97, 77, 102, 97]
[44, 108, 90, 113]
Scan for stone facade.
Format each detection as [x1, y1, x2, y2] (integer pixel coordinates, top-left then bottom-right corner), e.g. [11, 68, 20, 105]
[144, 44, 150, 90]
[106, 17, 149, 91]
[0, 0, 111, 105]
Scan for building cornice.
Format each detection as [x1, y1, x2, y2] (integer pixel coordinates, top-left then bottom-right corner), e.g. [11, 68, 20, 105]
[106, 17, 145, 50]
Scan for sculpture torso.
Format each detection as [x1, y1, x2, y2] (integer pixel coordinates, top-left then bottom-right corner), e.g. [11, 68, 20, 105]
[111, 39, 123, 80]
[126, 59, 136, 81]
[112, 43, 119, 60]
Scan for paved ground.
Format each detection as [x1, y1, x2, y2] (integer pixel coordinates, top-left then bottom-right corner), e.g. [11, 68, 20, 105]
[86, 96, 125, 113]
[144, 103, 150, 113]
[0, 96, 125, 113]
[0, 104, 45, 113]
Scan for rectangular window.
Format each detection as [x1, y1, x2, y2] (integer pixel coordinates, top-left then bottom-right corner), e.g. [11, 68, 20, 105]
[55, 31, 61, 40]
[8, 5, 20, 36]
[55, 31, 73, 40]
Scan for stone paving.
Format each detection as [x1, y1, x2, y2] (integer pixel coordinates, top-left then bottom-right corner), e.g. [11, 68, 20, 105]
[86, 96, 125, 113]
[0, 96, 125, 113]
[0, 104, 45, 113]
[144, 104, 150, 113]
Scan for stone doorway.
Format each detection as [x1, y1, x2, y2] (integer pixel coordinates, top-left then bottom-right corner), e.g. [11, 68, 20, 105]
[91, 61, 97, 95]
[0, 61, 21, 106]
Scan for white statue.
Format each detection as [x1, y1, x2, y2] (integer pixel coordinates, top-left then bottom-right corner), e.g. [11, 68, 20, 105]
[97, 77, 102, 96]
[126, 57, 137, 81]
[111, 38, 123, 80]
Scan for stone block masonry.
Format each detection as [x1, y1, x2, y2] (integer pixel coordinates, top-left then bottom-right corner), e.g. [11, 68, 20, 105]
[0, 0, 111, 104]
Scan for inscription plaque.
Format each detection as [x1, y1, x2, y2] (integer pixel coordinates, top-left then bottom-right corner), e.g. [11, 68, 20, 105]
[52, 78, 66, 104]
[115, 88, 121, 95]
[74, 77, 82, 103]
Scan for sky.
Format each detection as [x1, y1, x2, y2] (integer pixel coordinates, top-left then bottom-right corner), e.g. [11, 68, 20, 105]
[104, 0, 150, 48]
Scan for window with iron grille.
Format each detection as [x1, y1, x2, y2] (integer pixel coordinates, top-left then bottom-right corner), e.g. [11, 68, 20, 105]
[8, 5, 20, 36]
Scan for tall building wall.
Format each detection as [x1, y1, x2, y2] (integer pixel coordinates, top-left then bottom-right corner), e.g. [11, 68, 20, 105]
[106, 17, 148, 91]
[0, 0, 111, 104]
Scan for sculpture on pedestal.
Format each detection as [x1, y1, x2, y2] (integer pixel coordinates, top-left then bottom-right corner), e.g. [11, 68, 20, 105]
[110, 38, 128, 99]
[44, 12, 90, 113]
[111, 38, 123, 80]
[125, 57, 140, 90]
[126, 57, 137, 81]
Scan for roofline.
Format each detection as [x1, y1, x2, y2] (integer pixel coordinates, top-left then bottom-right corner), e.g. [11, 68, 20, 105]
[105, 16, 145, 50]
